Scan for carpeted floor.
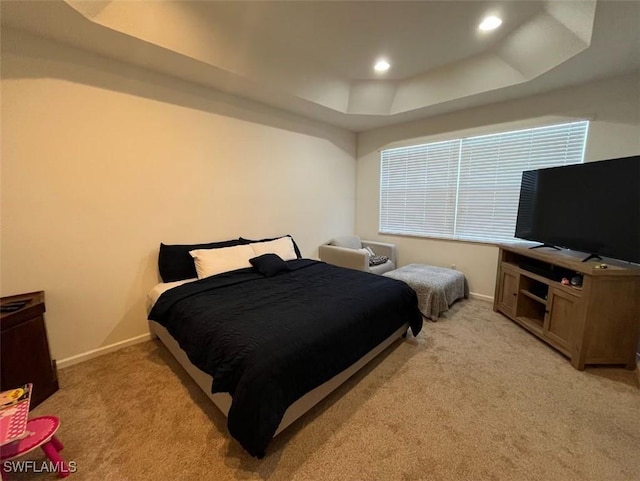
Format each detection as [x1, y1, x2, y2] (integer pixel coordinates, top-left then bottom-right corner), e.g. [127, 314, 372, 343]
[13, 299, 640, 480]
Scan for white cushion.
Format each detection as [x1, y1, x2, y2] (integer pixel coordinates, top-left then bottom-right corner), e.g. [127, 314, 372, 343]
[189, 244, 255, 279]
[250, 237, 297, 261]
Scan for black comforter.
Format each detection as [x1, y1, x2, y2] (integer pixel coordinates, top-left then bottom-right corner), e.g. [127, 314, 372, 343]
[149, 260, 422, 457]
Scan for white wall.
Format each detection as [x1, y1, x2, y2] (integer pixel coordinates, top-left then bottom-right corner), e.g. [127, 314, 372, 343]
[0, 30, 356, 362]
[356, 74, 640, 298]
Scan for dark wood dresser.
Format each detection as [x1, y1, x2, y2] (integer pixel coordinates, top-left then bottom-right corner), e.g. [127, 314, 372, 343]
[1, 291, 59, 408]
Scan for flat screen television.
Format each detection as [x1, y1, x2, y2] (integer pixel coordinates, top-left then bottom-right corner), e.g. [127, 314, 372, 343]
[514, 155, 640, 264]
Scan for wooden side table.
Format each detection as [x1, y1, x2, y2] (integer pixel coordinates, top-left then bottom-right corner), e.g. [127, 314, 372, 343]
[1, 292, 59, 408]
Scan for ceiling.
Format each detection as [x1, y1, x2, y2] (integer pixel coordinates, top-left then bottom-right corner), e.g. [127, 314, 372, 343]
[2, 1, 639, 132]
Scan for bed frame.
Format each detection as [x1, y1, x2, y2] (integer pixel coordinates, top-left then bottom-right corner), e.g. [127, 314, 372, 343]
[148, 320, 408, 436]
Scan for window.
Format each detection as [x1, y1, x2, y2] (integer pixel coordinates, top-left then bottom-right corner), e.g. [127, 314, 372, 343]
[380, 120, 589, 243]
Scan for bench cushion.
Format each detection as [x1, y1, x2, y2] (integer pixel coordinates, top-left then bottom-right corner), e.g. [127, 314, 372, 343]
[384, 264, 467, 319]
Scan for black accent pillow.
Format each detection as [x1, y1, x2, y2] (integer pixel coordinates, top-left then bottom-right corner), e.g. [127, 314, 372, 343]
[158, 239, 242, 282]
[250, 254, 292, 277]
[239, 235, 302, 258]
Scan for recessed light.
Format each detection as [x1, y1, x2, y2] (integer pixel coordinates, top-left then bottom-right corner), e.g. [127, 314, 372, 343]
[374, 59, 390, 72]
[479, 15, 502, 31]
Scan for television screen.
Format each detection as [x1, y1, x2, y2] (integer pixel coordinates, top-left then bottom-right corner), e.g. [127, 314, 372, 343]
[515, 155, 640, 264]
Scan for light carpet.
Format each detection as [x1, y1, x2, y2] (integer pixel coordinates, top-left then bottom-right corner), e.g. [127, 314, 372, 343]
[14, 299, 640, 480]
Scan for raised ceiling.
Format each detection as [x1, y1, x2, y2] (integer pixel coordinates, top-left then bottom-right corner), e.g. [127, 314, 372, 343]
[2, 1, 639, 131]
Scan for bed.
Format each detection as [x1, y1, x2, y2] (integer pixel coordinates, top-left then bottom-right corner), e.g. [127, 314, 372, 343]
[147, 239, 422, 458]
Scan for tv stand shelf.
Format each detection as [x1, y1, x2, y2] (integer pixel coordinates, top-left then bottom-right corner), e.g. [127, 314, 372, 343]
[493, 244, 640, 370]
[519, 289, 546, 305]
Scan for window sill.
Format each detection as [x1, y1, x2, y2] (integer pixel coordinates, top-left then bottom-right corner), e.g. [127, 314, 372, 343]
[378, 231, 503, 248]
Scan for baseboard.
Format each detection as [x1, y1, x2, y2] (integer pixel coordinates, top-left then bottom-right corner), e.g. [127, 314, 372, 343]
[469, 292, 494, 303]
[56, 332, 152, 369]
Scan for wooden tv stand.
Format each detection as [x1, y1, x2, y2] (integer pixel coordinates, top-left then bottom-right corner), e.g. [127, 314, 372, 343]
[493, 244, 640, 370]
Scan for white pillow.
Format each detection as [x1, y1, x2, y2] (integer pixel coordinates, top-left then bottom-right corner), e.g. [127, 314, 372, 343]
[250, 237, 297, 261]
[189, 244, 255, 279]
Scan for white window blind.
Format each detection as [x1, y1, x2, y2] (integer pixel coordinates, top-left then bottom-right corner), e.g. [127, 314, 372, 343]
[379, 120, 589, 242]
[380, 140, 459, 237]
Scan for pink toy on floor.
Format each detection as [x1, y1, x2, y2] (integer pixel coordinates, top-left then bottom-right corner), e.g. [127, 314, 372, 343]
[0, 384, 32, 447]
[0, 416, 69, 479]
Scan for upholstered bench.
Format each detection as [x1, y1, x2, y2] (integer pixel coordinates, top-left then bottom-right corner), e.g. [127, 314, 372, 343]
[384, 264, 467, 320]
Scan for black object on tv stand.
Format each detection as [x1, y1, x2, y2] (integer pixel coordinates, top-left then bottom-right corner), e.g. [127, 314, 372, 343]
[529, 243, 561, 251]
[582, 253, 603, 263]
[528, 244, 603, 262]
